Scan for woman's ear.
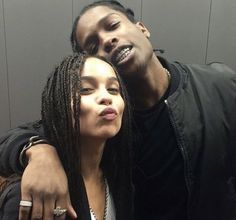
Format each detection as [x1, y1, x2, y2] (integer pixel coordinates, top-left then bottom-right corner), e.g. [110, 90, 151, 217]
[136, 22, 150, 38]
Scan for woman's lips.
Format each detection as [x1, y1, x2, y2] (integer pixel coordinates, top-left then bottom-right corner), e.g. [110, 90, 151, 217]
[99, 107, 118, 120]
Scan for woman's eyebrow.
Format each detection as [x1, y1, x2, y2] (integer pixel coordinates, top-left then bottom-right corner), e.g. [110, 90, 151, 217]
[107, 76, 119, 83]
[81, 76, 119, 84]
[80, 76, 96, 84]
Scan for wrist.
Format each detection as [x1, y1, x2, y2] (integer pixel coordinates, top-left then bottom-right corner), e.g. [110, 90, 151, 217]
[19, 136, 50, 168]
[26, 143, 56, 162]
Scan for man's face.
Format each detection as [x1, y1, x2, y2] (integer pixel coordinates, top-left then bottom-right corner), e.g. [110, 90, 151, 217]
[76, 6, 153, 76]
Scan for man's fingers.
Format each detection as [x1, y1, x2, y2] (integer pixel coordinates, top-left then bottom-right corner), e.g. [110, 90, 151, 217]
[30, 196, 43, 220]
[19, 206, 31, 220]
[43, 197, 56, 220]
[53, 206, 67, 220]
[62, 194, 77, 219]
[54, 195, 77, 220]
[18, 196, 32, 220]
[66, 205, 77, 219]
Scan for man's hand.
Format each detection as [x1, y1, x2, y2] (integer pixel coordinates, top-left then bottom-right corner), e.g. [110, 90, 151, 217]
[18, 144, 77, 220]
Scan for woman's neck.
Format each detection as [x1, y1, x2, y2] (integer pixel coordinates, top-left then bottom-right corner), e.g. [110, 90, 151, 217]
[80, 138, 107, 220]
[80, 138, 105, 181]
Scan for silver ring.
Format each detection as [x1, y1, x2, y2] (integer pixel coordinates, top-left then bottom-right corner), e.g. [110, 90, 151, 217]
[19, 200, 33, 207]
[53, 206, 67, 217]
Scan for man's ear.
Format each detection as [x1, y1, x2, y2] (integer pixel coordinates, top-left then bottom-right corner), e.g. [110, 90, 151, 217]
[136, 22, 150, 38]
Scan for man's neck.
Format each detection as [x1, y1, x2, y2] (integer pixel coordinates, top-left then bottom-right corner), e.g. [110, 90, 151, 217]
[126, 54, 170, 109]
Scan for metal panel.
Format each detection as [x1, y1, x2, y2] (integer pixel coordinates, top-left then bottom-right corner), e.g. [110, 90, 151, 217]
[73, 0, 94, 20]
[4, 0, 73, 127]
[119, 0, 142, 20]
[0, 0, 10, 133]
[207, 0, 236, 71]
[142, 0, 211, 64]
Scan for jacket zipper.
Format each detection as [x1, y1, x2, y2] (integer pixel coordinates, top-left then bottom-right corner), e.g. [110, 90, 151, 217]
[165, 99, 192, 220]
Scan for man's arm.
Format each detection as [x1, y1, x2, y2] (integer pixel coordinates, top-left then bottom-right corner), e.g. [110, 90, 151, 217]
[0, 121, 77, 219]
[0, 120, 43, 176]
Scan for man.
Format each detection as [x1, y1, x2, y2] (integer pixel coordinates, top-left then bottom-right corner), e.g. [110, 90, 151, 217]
[1, 1, 236, 219]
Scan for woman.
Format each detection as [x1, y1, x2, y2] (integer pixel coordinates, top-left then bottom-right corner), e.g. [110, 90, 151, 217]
[0, 53, 133, 220]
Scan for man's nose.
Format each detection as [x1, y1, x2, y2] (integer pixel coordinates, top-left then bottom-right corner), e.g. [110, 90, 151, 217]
[103, 36, 118, 53]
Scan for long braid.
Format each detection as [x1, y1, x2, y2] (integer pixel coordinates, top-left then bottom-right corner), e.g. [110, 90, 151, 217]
[42, 53, 90, 218]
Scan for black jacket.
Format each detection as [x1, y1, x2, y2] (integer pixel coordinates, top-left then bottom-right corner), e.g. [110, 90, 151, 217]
[1, 60, 236, 219]
[167, 61, 236, 219]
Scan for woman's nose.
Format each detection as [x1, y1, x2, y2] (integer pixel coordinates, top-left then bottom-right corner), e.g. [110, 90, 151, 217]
[99, 97, 112, 106]
[98, 90, 112, 105]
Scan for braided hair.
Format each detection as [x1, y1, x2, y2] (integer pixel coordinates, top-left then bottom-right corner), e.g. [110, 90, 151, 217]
[41, 53, 133, 219]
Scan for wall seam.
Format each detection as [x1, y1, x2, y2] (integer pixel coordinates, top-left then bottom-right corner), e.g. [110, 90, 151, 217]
[2, 0, 12, 128]
[72, 0, 74, 25]
[140, 0, 143, 20]
[205, 0, 213, 64]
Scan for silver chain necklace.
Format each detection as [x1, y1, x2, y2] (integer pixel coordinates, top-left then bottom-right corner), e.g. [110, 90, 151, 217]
[90, 178, 109, 220]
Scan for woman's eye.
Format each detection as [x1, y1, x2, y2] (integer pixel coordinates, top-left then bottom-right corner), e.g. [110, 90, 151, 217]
[108, 87, 120, 94]
[80, 88, 94, 94]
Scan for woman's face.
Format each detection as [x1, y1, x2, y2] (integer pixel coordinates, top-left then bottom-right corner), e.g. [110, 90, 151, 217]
[79, 57, 125, 140]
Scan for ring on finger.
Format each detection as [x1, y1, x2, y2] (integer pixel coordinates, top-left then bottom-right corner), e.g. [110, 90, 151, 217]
[19, 200, 33, 207]
[53, 206, 67, 217]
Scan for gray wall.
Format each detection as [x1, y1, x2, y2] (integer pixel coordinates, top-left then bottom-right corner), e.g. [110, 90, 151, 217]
[0, 0, 235, 133]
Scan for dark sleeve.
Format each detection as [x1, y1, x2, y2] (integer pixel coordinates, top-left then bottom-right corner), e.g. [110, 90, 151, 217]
[0, 120, 45, 176]
[0, 176, 21, 220]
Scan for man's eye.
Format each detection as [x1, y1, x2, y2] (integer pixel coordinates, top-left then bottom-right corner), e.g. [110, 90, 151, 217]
[80, 88, 93, 94]
[88, 44, 98, 55]
[107, 21, 120, 30]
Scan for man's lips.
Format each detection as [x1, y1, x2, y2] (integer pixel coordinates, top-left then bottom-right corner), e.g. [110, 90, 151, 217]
[99, 107, 118, 120]
[111, 45, 133, 65]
